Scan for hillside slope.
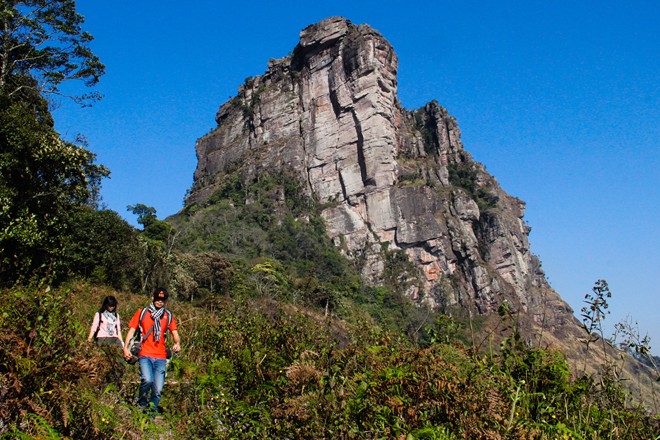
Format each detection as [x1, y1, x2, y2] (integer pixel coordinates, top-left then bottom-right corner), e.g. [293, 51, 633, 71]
[1, 283, 657, 438]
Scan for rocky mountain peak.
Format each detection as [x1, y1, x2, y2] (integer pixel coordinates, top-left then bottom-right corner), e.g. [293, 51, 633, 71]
[186, 16, 588, 359]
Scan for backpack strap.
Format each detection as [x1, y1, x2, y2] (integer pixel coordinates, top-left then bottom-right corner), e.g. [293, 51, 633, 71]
[165, 310, 172, 333]
[137, 308, 149, 342]
[161, 310, 173, 340]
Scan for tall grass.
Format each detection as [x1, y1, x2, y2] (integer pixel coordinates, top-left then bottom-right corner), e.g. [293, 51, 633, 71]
[0, 282, 657, 439]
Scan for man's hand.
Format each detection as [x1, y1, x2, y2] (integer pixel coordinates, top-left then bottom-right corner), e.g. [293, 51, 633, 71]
[123, 327, 136, 360]
[171, 330, 181, 353]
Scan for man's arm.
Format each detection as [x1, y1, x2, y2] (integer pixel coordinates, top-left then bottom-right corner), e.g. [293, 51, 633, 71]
[123, 327, 136, 360]
[171, 329, 181, 353]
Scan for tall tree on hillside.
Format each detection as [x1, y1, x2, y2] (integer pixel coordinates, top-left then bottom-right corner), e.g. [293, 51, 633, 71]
[0, 0, 105, 105]
[0, 99, 109, 284]
[0, 0, 107, 285]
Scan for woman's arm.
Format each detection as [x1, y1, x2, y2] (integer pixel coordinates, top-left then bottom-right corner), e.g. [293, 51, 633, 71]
[116, 314, 124, 347]
[87, 312, 99, 343]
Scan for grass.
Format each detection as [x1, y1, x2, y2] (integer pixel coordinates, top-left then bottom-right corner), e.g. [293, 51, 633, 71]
[0, 281, 658, 439]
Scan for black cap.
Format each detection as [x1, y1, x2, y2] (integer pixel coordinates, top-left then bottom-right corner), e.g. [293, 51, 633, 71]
[153, 288, 169, 302]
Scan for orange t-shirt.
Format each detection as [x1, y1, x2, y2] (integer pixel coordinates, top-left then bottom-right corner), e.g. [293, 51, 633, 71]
[128, 308, 178, 359]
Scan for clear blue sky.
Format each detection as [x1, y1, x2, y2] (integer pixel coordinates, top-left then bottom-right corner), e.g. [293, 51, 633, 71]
[54, 1, 659, 353]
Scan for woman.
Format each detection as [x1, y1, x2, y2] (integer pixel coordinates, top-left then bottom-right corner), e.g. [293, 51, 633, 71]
[87, 295, 124, 346]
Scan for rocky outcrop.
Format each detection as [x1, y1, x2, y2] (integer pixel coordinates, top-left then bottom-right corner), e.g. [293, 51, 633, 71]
[188, 16, 579, 342]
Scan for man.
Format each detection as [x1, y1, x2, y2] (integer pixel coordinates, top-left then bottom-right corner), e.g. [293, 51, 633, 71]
[123, 288, 181, 415]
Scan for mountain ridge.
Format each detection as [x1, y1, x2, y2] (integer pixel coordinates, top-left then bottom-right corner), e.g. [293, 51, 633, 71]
[175, 18, 656, 398]
[185, 17, 573, 335]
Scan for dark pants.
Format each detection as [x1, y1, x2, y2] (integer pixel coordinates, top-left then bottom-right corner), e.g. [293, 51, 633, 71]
[96, 337, 122, 347]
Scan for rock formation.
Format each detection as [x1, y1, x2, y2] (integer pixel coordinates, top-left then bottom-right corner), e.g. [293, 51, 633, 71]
[184, 17, 609, 364]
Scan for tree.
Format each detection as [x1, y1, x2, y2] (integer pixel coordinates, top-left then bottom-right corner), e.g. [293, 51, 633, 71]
[0, 0, 107, 285]
[0, 0, 105, 105]
[62, 207, 142, 290]
[135, 236, 170, 293]
[173, 252, 233, 301]
[0, 97, 109, 284]
[127, 203, 178, 249]
[189, 252, 232, 293]
[127, 203, 157, 228]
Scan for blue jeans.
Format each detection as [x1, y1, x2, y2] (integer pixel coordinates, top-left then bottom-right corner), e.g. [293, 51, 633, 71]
[137, 357, 167, 411]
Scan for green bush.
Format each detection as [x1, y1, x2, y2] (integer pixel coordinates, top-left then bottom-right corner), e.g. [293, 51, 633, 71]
[62, 208, 142, 290]
[0, 285, 122, 438]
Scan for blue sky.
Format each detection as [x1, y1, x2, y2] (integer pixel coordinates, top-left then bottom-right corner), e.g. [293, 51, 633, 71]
[54, 1, 659, 353]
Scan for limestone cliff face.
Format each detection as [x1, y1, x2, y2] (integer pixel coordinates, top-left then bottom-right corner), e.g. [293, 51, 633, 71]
[188, 17, 577, 342]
